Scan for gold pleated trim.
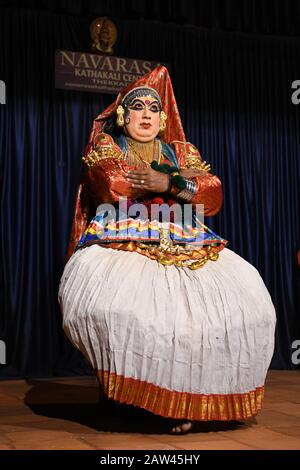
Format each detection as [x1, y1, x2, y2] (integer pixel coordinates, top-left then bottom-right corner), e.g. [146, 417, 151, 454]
[96, 370, 264, 421]
[94, 240, 224, 270]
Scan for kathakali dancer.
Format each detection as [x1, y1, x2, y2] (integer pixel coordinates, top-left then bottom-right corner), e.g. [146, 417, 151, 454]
[58, 65, 276, 434]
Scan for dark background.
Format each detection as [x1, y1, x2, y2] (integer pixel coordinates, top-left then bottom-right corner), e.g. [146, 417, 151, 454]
[0, 0, 299, 378]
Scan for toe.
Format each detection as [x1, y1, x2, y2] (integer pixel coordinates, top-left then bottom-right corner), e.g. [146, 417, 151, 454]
[181, 421, 193, 433]
[170, 420, 193, 434]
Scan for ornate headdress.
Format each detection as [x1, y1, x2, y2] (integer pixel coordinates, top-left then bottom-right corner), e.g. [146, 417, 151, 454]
[121, 86, 162, 109]
[85, 65, 186, 151]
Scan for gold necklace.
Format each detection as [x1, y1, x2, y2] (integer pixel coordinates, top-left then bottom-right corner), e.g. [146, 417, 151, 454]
[125, 138, 162, 167]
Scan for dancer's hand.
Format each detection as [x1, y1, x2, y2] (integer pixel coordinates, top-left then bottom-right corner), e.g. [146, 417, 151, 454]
[125, 168, 170, 193]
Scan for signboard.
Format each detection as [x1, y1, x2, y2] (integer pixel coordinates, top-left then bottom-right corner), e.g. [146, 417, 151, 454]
[55, 50, 168, 95]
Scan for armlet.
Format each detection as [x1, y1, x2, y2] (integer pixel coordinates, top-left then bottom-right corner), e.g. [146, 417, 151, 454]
[171, 140, 211, 172]
[82, 133, 123, 168]
[182, 156, 211, 172]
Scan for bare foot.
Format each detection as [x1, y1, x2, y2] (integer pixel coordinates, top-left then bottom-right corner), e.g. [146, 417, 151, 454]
[169, 420, 194, 434]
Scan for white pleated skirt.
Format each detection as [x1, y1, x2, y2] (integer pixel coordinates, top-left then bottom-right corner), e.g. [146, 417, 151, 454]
[58, 244, 276, 421]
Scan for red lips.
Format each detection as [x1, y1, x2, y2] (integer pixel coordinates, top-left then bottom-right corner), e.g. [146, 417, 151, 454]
[140, 123, 151, 129]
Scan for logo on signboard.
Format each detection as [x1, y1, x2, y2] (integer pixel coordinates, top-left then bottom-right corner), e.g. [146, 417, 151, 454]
[90, 17, 117, 55]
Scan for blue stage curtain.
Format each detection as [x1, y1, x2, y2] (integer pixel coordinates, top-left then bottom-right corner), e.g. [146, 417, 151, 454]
[0, 5, 299, 377]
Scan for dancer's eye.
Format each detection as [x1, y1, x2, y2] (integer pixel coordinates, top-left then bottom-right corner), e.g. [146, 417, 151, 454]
[149, 103, 160, 113]
[128, 99, 144, 111]
[129, 103, 144, 110]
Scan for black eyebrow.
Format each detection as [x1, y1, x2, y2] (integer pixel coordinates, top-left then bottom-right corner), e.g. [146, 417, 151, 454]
[129, 98, 159, 106]
[129, 99, 144, 106]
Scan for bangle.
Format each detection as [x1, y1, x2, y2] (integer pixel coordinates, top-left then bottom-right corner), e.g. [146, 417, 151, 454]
[184, 178, 197, 194]
[176, 178, 197, 201]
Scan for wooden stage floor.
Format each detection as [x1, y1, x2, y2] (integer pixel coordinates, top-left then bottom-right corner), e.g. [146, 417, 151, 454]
[0, 370, 299, 450]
